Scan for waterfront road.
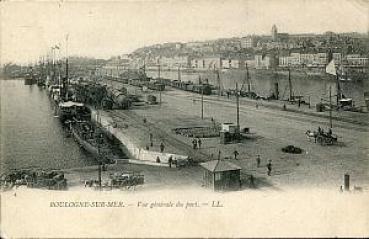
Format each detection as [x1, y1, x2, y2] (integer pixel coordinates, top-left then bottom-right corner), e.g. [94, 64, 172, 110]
[107, 81, 369, 190]
[147, 88, 369, 189]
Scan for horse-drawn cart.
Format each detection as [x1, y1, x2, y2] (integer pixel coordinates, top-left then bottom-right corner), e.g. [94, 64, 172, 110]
[316, 133, 338, 145]
[306, 129, 338, 146]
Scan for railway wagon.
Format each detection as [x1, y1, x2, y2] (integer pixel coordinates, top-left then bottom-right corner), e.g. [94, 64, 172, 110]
[157, 78, 172, 86]
[148, 82, 165, 91]
[172, 81, 191, 91]
[186, 83, 195, 92]
[128, 78, 149, 87]
[192, 84, 212, 95]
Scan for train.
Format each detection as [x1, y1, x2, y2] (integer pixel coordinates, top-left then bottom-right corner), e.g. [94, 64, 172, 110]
[71, 83, 133, 110]
[159, 79, 213, 95]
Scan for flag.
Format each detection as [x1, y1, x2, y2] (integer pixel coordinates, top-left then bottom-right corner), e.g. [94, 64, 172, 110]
[325, 59, 336, 75]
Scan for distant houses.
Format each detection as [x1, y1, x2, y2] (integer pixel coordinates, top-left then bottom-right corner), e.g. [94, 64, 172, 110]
[102, 25, 369, 72]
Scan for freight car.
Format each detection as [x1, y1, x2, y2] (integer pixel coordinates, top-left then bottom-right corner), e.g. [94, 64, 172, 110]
[128, 78, 150, 87]
[108, 87, 131, 109]
[192, 84, 212, 95]
[148, 82, 165, 91]
[157, 78, 172, 86]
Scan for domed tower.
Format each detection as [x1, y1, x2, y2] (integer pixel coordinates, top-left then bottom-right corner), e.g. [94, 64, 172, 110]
[271, 24, 278, 41]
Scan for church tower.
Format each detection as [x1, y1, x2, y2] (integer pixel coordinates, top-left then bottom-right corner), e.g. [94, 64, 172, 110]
[271, 24, 278, 41]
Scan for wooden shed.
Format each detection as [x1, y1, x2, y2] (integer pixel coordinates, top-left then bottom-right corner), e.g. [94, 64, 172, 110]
[200, 160, 241, 191]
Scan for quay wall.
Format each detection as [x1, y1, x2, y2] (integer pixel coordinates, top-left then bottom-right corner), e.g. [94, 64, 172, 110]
[90, 110, 188, 166]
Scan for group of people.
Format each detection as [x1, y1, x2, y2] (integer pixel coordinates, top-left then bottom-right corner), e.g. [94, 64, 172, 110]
[147, 132, 165, 153]
[317, 126, 333, 136]
[232, 152, 272, 176]
[192, 138, 202, 149]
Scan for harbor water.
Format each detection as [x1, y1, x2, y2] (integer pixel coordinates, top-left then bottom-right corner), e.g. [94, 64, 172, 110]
[145, 69, 369, 108]
[0, 78, 97, 174]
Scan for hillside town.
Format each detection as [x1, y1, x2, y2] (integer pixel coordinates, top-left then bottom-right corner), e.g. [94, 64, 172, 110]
[102, 25, 368, 73]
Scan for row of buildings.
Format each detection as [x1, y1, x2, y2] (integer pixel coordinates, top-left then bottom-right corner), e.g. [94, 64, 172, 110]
[122, 52, 367, 71]
[279, 53, 369, 68]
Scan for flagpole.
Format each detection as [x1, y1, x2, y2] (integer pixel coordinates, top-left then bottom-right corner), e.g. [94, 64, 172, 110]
[329, 86, 332, 129]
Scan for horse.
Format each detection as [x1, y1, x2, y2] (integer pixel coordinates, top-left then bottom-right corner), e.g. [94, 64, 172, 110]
[305, 130, 318, 143]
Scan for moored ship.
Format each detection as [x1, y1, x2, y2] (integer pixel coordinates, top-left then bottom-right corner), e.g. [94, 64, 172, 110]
[69, 121, 116, 164]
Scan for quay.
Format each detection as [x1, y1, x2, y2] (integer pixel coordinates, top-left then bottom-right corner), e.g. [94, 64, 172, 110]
[67, 80, 369, 190]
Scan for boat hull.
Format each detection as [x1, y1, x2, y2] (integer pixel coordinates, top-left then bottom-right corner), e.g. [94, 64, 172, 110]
[71, 126, 100, 159]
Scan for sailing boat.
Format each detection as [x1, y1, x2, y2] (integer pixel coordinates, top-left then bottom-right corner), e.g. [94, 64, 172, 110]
[326, 59, 353, 110]
[239, 62, 257, 98]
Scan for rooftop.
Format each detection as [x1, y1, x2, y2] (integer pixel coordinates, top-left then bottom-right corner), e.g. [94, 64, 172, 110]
[200, 160, 242, 172]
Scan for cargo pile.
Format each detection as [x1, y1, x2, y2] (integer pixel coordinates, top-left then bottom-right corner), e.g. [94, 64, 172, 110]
[0, 169, 67, 190]
[173, 126, 221, 138]
[109, 172, 144, 188]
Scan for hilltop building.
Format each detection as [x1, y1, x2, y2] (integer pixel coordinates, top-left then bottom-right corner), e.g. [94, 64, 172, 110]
[272, 24, 278, 41]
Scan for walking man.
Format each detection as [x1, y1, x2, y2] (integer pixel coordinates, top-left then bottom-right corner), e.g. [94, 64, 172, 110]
[267, 160, 272, 176]
[149, 133, 153, 146]
[192, 138, 197, 149]
[234, 150, 239, 160]
[256, 155, 261, 168]
[168, 155, 173, 168]
[197, 138, 202, 149]
[160, 142, 165, 153]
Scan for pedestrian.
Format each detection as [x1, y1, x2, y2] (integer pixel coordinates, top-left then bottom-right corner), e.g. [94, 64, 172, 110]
[160, 142, 165, 153]
[267, 160, 272, 176]
[168, 155, 173, 168]
[283, 104, 286, 111]
[197, 138, 202, 149]
[192, 138, 197, 149]
[256, 155, 261, 168]
[234, 150, 239, 160]
[156, 156, 161, 163]
[174, 159, 178, 168]
[256, 103, 259, 109]
[149, 133, 153, 147]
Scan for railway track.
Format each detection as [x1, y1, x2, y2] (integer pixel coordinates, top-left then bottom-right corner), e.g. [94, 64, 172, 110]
[165, 91, 369, 133]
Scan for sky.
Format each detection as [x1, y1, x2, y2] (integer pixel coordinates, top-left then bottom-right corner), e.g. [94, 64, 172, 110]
[1, 0, 368, 64]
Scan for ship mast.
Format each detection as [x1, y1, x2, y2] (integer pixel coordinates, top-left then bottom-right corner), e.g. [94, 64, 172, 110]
[177, 65, 181, 82]
[246, 62, 251, 93]
[288, 67, 293, 101]
[65, 34, 69, 100]
[236, 82, 240, 133]
[217, 69, 221, 96]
